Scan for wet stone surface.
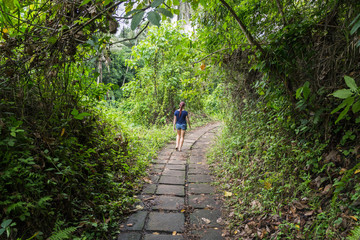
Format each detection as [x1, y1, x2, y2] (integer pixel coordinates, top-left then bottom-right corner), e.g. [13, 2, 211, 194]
[118, 123, 224, 239]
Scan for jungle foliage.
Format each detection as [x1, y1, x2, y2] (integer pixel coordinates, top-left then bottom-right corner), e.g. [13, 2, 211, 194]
[193, 0, 360, 239]
[0, 0, 195, 239]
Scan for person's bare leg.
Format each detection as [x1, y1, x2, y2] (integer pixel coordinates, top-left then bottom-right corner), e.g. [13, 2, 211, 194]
[176, 129, 181, 150]
[178, 130, 186, 151]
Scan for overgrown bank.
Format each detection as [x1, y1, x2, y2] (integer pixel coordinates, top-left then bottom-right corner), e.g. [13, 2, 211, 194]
[194, 0, 360, 239]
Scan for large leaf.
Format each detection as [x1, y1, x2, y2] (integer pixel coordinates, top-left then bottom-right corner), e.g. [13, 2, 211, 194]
[344, 76, 358, 91]
[80, 0, 92, 6]
[147, 11, 161, 27]
[332, 89, 353, 99]
[131, 11, 145, 30]
[350, 15, 360, 35]
[151, 0, 164, 8]
[331, 97, 354, 114]
[157, 8, 173, 18]
[336, 104, 352, 124]
[352, 100, 360, 113]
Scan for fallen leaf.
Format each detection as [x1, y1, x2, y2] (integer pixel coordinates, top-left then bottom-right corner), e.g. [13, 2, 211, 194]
[322, 184, 332, 194]
[60, 128, 65, 136]
[153, 232, 160, 235]
[143, 177, 152, 184]
[181, 209, 185, 213]
[304, 211, 314, 216]
[201, 217, 211, 224]
[126, 223, 133, 227]
[216, 217, 223, 224]
[339, 168, 347, 174]
[355, 169, 360, 174]
[172, 231, 177, 235]
[295, 224, 300, 229]
[264, 181, 271, 189]
[200, 63, 206, 70]
[350, 216, 358, 221]
[234, 230, 238, 234]
[135, 205, 143, 210]
[224, 191, 233, 197]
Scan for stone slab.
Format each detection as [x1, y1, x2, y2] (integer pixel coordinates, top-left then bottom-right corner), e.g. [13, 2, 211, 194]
[153, 164, 165, 169]
[152, 195, 184, 210]
[146, 212, 184, 232]
[166, 165, 186, 171]
[168, 160, 186, 165]
[190, 229, 224, 240]
[190, 209, 222, 228]
[144, 234, 184, 240]
[120, 211, 147, 231]
[189, 164, 208, 169]
[188, 168, 210, 175]
[143, 184, 156, 194]
[150, 175, 160, 183]
[117, 232, 142, 240]
[188, 175, 212, 183]
[189, 184, 215, 194]
[159, 176, 185, 185]
[157, 185, 185, 196]
[189, 195, 221, 209]
[155, 159, 168, 164]
[150, 168, 163, 174]
[163, 170, 185, 177]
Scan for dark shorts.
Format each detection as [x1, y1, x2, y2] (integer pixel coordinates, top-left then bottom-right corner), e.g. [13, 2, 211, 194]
[176, 123, 187, 130]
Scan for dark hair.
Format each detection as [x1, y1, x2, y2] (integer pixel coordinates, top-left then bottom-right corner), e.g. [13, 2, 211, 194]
[179, 101, 185, 117]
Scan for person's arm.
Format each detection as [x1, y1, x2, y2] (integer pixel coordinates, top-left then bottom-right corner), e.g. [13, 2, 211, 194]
[173, 115, 177, 131]
[186, 115, 191, 129]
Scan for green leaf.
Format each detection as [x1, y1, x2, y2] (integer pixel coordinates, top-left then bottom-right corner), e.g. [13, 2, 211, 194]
[48, 36, 57, 44]
[157, 8, 173, 18]
[80, 0, 92, 6]
[0, 228, 4, 235]
[151, 0, 164, 8]
[332, 89, 353, 99]
[147, 11, 161, 27]
[303, 82, 310, 100]
[352, 100, 360, 113]
[71, 108, 79, 116]
[3, 0, 15, 9]
[350, 14, 360, 26]
[344, 76, 357, 91]
[125, 9, 140, 17]
[131, 11, 145, 30]
[350, 18, 360, 35]
[335, 104, 351, 124]
[1, 219, 12, 228]
[331, 97, 354, 114]
[74, 112, 91, 120]
[295, 87, 302, 99]
[173, 0, 180, 5]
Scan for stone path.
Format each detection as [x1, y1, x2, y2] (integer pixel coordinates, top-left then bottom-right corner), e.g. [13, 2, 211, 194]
[118, 122, 223, 240]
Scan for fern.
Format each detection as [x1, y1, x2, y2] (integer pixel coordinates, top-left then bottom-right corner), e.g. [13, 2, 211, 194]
[347, 225, 360, 240]
[48, 227, 77, 240]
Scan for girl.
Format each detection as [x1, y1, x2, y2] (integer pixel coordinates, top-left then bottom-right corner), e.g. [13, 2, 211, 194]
[173, 101, 191, 151]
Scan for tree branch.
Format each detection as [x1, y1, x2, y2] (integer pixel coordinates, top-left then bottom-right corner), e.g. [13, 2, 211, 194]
[275, 0, 287, 25]
[192, 48, 231, 64]
[219, 0, 265, 55]
[110, 22, 149, 45]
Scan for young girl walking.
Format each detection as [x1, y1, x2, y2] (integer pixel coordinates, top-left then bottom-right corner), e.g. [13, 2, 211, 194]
[173, 101, 191, 152]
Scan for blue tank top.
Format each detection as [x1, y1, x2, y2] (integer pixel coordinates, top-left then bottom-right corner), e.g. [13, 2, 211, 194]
[174, 110, 188, 124]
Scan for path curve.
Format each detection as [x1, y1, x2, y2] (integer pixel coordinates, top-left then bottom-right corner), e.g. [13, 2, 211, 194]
[118, 122, 224, 240]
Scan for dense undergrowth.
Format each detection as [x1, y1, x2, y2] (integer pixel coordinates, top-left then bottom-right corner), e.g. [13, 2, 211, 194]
[209, 100, 359, 239]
